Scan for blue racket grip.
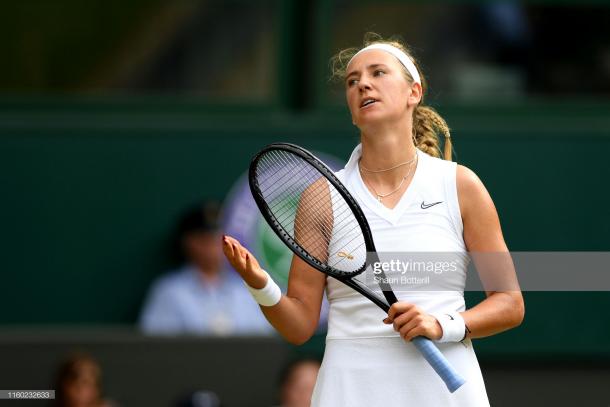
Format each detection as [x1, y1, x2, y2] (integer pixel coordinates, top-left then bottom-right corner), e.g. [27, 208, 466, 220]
[412, 336, 466, 393]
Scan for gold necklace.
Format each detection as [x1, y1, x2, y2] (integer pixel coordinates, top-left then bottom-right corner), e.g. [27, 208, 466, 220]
[359, 153, 418, 173]
[360, 155, 417, 202]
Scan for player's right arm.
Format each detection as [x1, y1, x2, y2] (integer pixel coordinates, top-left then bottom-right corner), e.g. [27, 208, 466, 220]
[224, 178, 330, 344]
[223, 236, 326, 345]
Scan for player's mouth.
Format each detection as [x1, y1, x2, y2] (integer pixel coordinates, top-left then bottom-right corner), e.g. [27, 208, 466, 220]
[360, 97, 379, 109]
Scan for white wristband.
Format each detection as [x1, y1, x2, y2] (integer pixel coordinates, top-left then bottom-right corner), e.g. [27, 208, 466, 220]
[431, 312, 466, 343]
[244, 270, 282, 307]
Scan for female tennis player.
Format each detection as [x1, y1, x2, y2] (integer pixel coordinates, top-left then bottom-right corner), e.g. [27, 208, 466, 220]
[223, 33, 524, 406]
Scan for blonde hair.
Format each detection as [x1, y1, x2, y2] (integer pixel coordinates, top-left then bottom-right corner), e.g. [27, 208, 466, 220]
[330, 33, 453, 161]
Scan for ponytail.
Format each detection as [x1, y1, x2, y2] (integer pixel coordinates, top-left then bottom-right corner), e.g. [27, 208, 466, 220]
[413, 105, 452, 161]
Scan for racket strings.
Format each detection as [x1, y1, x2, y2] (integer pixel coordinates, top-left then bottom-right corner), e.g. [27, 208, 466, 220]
[268, 180, 358, 255]
[256, 154, 306, 200]
[262, 152, 358, 249]
[255, 151, 367, 274]
[258, 151, 334, 227]
[259, 152, 340, 259]
[258, 152, 335, 238]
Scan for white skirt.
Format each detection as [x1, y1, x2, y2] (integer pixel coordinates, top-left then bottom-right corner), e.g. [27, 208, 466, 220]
[311, 337, 489, 407]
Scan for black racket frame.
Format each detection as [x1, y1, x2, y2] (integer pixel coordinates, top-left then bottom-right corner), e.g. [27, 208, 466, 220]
[249, 142, 397, 312]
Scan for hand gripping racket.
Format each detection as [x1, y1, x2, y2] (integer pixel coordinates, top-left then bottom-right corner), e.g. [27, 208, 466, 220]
[248, 143, 465, 392]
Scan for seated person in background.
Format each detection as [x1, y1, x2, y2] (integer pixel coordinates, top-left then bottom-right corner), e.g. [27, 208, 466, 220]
[139, 201, 273, 335]
[54, 352, 118, 407]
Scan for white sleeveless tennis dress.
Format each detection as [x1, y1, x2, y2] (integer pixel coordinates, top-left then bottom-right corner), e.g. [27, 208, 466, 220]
[310, 145, 490, 406]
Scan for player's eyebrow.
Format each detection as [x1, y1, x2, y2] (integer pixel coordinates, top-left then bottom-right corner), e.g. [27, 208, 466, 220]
[345, 64, 389, 81]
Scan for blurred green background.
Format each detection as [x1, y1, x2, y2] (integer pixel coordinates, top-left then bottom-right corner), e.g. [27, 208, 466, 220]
[1, 0, 609, 398]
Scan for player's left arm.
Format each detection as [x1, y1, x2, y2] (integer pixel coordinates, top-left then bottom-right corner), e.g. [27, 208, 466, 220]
[457, 164, 525, 339]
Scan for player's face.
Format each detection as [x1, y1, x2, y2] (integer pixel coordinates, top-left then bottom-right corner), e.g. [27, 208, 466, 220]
[345, 50, 419, 128]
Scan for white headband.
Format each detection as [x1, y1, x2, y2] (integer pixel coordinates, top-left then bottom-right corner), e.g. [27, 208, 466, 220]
[347, 43, 421, 85]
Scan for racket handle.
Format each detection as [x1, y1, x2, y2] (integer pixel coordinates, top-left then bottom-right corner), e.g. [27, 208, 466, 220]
[412, 337, 466, 393]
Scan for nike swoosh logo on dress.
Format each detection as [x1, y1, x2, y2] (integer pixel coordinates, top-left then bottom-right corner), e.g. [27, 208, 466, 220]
[420, 201, 443, 209]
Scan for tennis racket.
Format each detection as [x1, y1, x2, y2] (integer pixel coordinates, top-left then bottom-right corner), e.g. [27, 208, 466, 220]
[248, 142, 465, 393]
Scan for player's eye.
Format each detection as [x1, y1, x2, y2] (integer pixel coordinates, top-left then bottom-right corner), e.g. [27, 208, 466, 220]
[347, 78, 358, 87]
[374, 69, 386, 77]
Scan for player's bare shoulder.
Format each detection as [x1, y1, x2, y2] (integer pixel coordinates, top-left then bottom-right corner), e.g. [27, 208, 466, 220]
[456, 164, 495, 219]
[456, 164, 484, 193]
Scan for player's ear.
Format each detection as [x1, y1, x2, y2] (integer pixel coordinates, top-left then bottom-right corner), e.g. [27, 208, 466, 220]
[407, 82, 422, 107]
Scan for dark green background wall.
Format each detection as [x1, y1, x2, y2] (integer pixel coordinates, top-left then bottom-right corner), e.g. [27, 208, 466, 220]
[1, 98, 609, 357]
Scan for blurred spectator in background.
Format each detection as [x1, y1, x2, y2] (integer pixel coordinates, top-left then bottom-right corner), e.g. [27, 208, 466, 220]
[174, 390, 222, 407]
[139, 200, 273, 335]
[276, 358, 321, 407]
[54, 353, 118, 407]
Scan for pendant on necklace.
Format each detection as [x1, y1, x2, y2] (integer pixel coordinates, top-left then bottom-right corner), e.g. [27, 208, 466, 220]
[377, 195, 383, 202]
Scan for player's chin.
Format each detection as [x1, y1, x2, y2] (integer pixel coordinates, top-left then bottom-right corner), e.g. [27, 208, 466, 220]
[354, 110, 387, 127]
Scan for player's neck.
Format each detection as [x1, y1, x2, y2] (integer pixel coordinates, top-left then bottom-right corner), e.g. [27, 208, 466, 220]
[359, 128, 417, 184]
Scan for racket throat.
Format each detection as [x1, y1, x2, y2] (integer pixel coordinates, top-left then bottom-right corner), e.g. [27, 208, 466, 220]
[380, 287, 398, 306]
[374, 276, 398, 305]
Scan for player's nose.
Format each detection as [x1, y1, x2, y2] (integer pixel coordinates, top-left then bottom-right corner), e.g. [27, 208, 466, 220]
[358, 75, 372, 91]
